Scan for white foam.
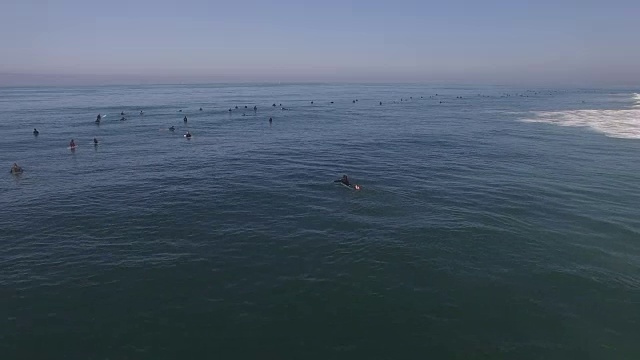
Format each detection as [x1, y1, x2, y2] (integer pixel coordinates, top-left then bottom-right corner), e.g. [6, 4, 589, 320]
[522, 109, 640, 139]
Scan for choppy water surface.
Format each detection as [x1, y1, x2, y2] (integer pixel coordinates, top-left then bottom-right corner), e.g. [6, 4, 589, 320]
[1, 84, 639, 359]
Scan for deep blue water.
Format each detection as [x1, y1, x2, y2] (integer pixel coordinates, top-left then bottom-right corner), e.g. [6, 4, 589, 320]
[1, 84, 639, 359]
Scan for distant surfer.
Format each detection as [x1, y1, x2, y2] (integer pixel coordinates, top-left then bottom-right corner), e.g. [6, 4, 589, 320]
[69, 139, 76, 148]
[120, 116, 126, 121]
[96, 114, 101, 122]
[229, 108, 232, 112]
[185, 131, 192, 139]
[311, 101, 314, 104]
[140, 110, 144, 115]
[235, 106, 238, 109]
[379, 101, 382, 105]
[269, 117, 272, 124]
[244, 105, 248, 109]
[353, 100, 355, 103]
[183, 116, 188, 123]
[272, 103, 276, 107]
[254, 106, 257, 111]
[169, 126, 175, 131]
[33, 128, 39, 135]
[93, 137, 99, 145]
[10, 163, 23, 174]
[199, 107, 203, 111]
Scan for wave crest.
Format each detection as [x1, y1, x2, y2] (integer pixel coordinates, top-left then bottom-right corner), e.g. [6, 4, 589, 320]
[522, 109, 640, 139]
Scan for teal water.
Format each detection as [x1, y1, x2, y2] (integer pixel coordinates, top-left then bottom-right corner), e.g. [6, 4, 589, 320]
[1, 84, 639, 359]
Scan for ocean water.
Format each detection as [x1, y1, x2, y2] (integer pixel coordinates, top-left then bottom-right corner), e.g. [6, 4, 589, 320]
[1, 84, 639, 359]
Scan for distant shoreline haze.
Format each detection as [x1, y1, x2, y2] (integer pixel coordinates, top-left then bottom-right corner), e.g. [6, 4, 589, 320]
[0, 71, 638, 88]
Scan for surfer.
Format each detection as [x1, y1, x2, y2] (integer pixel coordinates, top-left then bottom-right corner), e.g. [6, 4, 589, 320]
[69, 139, 76, 148]
[96, 114, 101, 122]
[199, 107, 203, 111]
[254, 106, 257, 111]
[335, 175, 350, 186]
[121, 111, 125, 115]
[33, 128, 39, 135]
[379, 101, 382, 105]
[169, 126, 175, 131]
[183, 116, 188, 123]
[93, 137, 99, 145]
[272, 103, 276, 107]
[120, 116, 126, 121]
[10, 163, 23, 174]
[140, 110, 144, 115]
[185, 131, 192, 139]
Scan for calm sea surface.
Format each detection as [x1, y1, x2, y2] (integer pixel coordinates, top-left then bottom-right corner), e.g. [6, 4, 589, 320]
[1, 84, 639, 359]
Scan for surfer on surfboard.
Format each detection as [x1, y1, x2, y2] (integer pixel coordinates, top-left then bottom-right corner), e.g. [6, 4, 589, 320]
[335, 175, 361, 190]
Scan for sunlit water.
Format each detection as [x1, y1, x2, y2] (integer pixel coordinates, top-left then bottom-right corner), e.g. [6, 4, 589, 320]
[1, 84, 639, 359]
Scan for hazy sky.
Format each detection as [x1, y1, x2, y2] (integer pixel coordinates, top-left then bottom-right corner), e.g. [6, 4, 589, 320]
[1, 0, 639, 85]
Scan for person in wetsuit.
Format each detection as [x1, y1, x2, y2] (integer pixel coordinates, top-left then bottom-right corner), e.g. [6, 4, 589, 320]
[10, 163, 23, 174]
[33, 128, 39, 135]
[334, 175, 350, 186]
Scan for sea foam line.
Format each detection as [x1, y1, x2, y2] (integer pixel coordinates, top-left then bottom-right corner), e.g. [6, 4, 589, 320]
[521, 94, 640, 139]
[522, 109, 640, 139]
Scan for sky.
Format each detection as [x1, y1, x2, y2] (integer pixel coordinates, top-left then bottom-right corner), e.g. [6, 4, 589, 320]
[1, 0, 639, 86]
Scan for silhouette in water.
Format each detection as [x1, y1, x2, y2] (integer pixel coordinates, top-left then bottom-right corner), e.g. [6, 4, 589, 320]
[33, 128, 39, 136]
